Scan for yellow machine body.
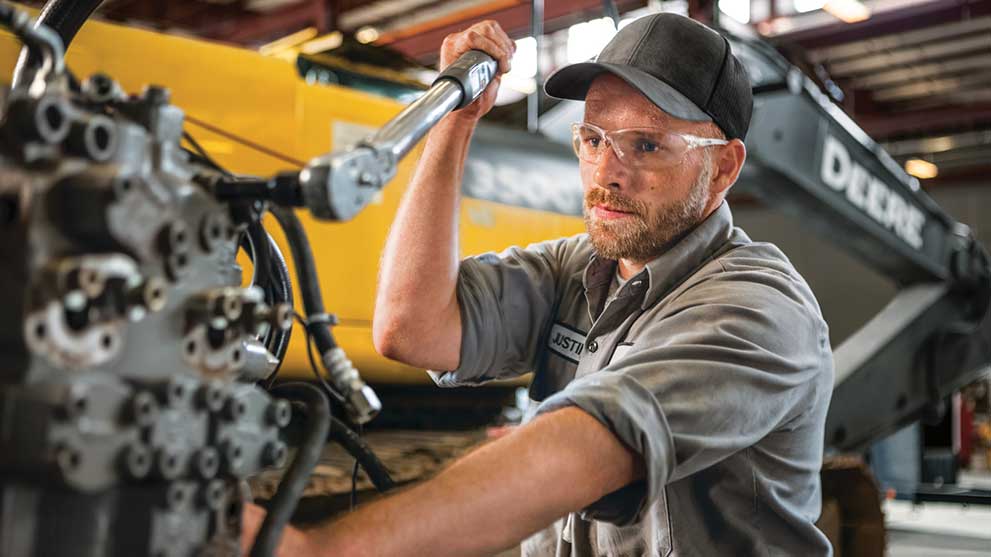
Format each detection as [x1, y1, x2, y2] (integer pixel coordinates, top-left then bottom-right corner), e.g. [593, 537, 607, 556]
[0, 17, 584, 384]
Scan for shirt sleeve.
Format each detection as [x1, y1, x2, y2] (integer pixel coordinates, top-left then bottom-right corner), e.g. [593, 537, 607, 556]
[534, 264, 833, 525]
[429, 236, 579, 387]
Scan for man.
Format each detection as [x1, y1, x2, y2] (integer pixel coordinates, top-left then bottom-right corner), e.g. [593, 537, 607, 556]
[244, 12, 834, 556]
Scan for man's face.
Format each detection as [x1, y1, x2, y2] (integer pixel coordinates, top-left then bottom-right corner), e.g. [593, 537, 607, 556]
[580, 74, 720, 263]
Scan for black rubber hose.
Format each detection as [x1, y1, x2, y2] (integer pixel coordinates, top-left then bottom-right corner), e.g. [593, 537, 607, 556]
[11, 0, 103, 88]
[251, 382, 330, 557]
[245, 220, 274, 294]
[269, 207, 338, 353]
[265, 234, 293, 370]
[329, 415, 396, 493]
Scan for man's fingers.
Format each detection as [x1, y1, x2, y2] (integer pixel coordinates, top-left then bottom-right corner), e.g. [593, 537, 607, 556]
[441, 20, 515, 74]
[458, 30, 511, 74]
[480, 19, 516, 57]
[240, 503, 267, 556]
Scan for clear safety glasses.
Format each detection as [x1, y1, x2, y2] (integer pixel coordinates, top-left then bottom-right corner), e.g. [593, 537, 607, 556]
[571, 122, 728, 169]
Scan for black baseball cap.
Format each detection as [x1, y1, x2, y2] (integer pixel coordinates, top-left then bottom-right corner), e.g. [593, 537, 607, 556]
[544, 13, 752, 140]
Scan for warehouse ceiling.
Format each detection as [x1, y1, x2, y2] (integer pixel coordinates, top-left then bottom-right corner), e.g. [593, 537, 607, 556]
[770, 0, 991, 185]
[17, 0, 991, 184]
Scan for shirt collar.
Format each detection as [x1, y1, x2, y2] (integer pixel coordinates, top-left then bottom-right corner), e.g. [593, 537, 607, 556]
[582, 201, 736, 312]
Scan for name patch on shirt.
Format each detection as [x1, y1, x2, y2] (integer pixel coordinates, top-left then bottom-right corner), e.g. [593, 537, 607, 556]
[547, 322, 586, 364]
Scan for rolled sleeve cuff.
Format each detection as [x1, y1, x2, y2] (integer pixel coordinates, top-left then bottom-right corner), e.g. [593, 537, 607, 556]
[534, 372, 676, 526]
[429, 257, 503, 388]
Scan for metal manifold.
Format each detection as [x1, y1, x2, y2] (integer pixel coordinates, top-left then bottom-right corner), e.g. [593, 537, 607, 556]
[0, 6, 298, 557]
[0, 1, 496, 554]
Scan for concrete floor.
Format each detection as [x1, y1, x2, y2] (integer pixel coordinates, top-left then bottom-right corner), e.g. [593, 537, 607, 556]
[885, 498, 991, 557]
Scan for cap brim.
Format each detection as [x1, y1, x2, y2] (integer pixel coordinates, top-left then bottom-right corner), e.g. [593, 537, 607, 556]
[544, 61, 711, 123]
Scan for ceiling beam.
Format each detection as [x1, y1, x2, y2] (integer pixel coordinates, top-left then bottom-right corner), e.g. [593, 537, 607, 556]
[774, 0, 991, 51]
[199, 0, 329, 43]
[381, 0, 645, 61]
[860, 104, 991, 138]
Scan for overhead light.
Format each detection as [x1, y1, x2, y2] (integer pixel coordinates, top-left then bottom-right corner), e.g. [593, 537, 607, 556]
[823, 0, 871, 23]
[356, 26, 380, 44]
[718, 0, 750, 24]
[259, 26, 318, 56]
[300, 31, 343, 54]
[904, 159, 938, 179]
[509, 37, 537, 79]
[566, 17, 617, 63]
[794, 0, 826, 13]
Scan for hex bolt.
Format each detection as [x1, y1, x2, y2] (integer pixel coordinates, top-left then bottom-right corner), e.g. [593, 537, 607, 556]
[200, 479, 226, 511]
[137, 277, 168, 313]
[216, 293, 242, 322]
[157, 222, 191, 281]
[77, 267, 104, 298]
[199, 212, 230, 252]
[223, 396, 247, 421]
[196, 381, 226, 413]
[143, 85, 171, 106]
[156, 449, 183, 480]
[166, 379, 187, 407]
[112, 176, 137, 200]
[55, 443, 81, 474]
[122, 443, 153, 480]
[266, 399, 292, 428]
[57, 383, 89, 421]
[67, 115, 117, 162]
[270, 304, 293, 332]
[83, 73, 121, 103]
[130, 391, 160, 428]
[14, 95, 71, 144]
[223, 442, 245, 476]
[262, 441, 288, 468]
[166, 251, 191, 281]
[194, 447, 220, 479]
[166, 482, 187, 510]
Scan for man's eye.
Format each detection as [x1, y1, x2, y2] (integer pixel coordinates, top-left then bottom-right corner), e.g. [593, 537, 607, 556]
[585, 136, 602, 147]
[635, 140, 659, 153]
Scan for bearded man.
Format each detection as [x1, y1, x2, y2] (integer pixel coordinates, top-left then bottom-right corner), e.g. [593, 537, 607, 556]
[243, 12, 835, 557]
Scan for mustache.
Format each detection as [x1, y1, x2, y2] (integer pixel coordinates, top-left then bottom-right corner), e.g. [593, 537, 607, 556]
[584, 187, 644, 216]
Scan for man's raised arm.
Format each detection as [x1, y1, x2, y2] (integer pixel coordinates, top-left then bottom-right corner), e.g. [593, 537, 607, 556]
[372, 21, 516, 371]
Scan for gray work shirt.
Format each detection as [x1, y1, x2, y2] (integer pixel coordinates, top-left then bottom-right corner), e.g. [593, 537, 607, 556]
[431, 202, 834, 556]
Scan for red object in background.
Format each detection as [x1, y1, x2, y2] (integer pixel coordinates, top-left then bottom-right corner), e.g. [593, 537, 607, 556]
[957, 392, 974, 468]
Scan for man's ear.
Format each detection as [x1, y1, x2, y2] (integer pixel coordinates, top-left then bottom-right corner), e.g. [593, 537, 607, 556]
[710, 139, 746, 197]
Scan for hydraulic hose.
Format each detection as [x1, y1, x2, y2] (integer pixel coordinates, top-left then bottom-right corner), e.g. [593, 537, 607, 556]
[245, 220, 274, 295]
[242, 219, 293, 381]
[11, 0, 101, 89]
[269, 207, 381, 424]
[329, 415, 396, 493]
[265, 234, 293, 366]
[251, 382, 330, 557]
[269, 207, 336, 353]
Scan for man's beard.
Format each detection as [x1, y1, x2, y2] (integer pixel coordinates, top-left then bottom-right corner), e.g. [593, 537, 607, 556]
[583, 161, 713, 262]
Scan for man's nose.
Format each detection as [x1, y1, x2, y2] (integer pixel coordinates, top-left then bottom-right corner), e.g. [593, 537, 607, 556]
[592, 141, 628, 190]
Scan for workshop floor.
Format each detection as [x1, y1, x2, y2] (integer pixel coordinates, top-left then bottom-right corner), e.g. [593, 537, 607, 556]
[884, 466, 991, 557]
[885, 494, 991, 556]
